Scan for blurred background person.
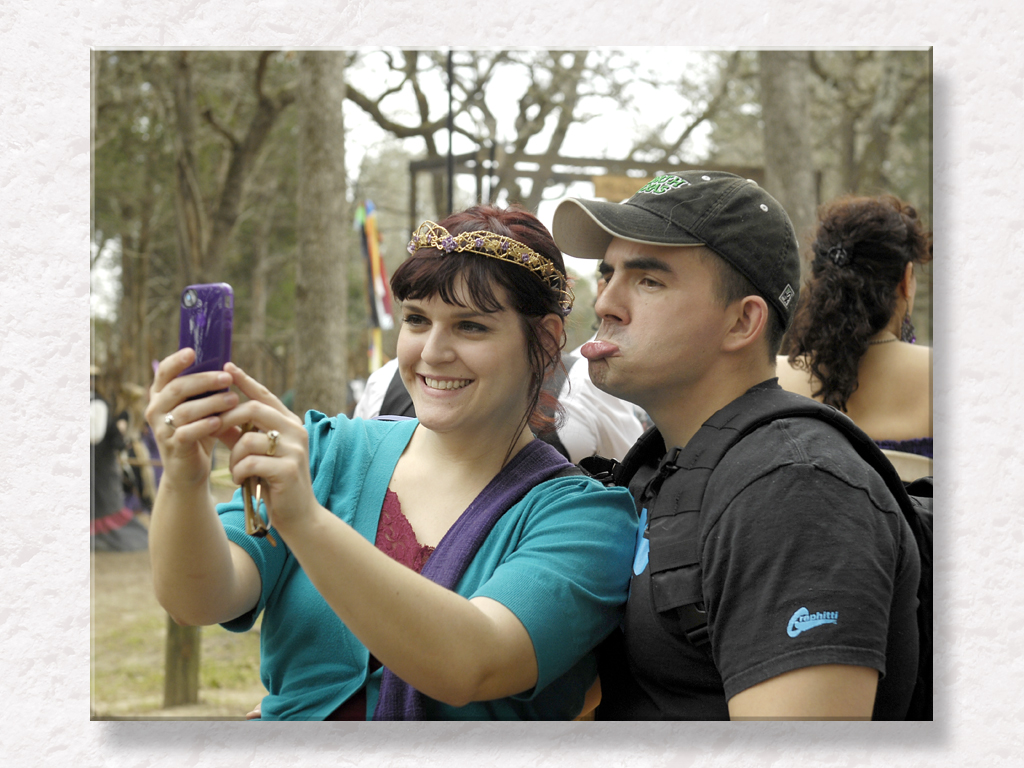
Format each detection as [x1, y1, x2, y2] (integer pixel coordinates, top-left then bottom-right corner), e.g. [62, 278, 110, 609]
[91, 367, 149, 552]
[778, 194, 933, 475]
[118, 383, 159, 518]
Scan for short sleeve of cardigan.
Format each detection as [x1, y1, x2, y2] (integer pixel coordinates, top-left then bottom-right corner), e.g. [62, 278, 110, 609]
[218, 487, 291, 632]
[469, 476, 638, 697]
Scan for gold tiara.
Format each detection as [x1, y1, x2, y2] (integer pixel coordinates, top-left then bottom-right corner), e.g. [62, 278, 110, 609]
[407, 221, 574, 315]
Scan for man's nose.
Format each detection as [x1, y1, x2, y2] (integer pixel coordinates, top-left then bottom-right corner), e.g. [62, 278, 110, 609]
[594, 274, 628, 325]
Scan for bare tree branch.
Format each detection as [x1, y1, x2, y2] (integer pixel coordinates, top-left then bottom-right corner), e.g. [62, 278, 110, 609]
[201, 107, 240, 147]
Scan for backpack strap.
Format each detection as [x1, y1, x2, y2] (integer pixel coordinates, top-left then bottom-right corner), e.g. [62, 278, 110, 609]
[577, 424, 665, 489]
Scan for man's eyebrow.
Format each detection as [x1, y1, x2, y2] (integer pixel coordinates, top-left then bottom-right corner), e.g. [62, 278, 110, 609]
[621, 256, 675, 274]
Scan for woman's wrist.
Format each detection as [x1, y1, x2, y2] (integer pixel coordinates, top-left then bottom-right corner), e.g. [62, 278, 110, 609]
[156, 468, 215, 500]
[270, 498, 332, 546]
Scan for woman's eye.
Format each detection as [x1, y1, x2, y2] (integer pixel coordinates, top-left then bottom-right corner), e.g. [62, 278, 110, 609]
[402, 314, 428, 326]
[460, 322, 488, 333]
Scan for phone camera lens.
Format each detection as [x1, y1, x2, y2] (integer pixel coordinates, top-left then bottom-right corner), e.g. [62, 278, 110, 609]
[182, 289, 198, 308]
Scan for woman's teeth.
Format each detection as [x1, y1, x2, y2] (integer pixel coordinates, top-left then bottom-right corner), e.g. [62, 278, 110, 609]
[424, 377, 471, 391]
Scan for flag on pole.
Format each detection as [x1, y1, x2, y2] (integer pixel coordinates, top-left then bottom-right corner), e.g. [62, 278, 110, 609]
[355, 201, 395, 372]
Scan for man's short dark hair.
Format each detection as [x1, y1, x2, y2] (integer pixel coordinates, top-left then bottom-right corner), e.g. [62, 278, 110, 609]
[697, 248, 785, 362]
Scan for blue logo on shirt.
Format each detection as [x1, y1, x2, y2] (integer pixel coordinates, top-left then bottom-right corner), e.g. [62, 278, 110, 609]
[633, 507, 649, 575]
[787, 607, 839, 637]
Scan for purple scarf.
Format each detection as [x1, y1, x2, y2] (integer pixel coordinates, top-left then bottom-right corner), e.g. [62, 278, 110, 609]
[372, 438, 574, 720]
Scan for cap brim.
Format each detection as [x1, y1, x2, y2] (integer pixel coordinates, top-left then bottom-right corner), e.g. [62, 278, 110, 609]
[553, 198, 705, 260]
[552, 199, 617, 260]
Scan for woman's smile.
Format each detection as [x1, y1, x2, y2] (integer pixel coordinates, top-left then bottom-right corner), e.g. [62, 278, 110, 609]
[421, 375, 474, 392]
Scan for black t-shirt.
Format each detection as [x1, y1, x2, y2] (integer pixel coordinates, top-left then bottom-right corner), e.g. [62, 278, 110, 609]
[599, 393, 921, 720]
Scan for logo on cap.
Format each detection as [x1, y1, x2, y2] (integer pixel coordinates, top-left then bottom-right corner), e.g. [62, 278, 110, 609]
[636, 175, 691, 196]
[779, 284, 795, 308]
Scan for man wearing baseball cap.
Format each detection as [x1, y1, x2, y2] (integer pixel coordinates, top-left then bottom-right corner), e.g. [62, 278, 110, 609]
[552, 171, 920, 720]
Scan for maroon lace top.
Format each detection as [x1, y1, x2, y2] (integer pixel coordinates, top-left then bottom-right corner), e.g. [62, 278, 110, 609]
[325, 489, 433, 720]
[375, 488, 436, 571]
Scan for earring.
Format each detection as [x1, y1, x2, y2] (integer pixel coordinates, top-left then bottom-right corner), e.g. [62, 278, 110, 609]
[901, 309, 916, 344]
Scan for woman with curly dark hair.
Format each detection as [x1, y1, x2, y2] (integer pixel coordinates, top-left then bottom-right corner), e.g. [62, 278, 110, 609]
[778, 194, 933, 461]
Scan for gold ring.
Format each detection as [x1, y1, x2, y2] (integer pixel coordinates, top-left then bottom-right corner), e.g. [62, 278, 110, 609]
[266, 430, 280, 456]
[164, 413, 176, 433]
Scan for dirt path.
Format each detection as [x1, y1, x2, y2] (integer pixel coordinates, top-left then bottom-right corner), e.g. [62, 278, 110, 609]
[91, 476, 267, 720]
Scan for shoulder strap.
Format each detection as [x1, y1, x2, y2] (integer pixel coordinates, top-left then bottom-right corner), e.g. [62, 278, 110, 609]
[648, 386, 926, 647]
[589, 423, 666, 488]
[373, 438, 573, 720]
[379, 367, 416, 418]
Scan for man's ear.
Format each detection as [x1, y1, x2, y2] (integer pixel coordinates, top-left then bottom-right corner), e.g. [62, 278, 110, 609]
[722, 295, 769, 353]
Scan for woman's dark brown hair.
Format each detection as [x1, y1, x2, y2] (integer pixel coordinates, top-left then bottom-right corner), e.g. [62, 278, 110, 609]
[783, 194, 933, 410]
[390, 204, 569, 441]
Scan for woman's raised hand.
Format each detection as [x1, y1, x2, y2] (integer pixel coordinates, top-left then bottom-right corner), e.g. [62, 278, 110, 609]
[217, 363, 317, 537]
[145, 348, 239, 489]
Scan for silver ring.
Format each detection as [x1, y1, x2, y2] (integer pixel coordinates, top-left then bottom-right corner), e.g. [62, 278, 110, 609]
[266, 430, 280, 456]
[164, 413, 176, 433]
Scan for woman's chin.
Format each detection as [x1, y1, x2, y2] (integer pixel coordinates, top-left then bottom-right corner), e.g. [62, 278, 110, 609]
[410, 400, 465, 433]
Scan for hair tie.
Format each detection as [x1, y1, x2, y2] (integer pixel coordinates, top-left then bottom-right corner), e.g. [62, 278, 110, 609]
[827, 245, 851, 267]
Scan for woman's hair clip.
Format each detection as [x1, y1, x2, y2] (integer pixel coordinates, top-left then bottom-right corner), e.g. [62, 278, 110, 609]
[827, 245, 851, 267]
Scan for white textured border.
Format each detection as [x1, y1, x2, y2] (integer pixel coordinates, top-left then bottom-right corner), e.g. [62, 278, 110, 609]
[3, 0, 1018, 765]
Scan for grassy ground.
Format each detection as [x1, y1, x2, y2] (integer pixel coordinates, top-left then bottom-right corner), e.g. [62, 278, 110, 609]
[91, 461, 268, 720]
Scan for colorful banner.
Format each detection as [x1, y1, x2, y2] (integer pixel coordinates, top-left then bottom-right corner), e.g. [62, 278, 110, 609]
[355, 200, 394, 372]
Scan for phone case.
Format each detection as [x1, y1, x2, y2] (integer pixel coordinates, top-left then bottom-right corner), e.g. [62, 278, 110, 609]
[178, 283, 234, 378]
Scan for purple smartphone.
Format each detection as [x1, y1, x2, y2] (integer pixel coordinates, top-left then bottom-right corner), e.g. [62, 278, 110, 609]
[178, 283, 234, 395]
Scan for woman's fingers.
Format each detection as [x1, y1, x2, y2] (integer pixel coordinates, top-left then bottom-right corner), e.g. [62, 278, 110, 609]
[164, 369, 234, 404]
[226, 364, 276, 405]
[150, 387, 238, 440]
[215, 423, 245, 451]
[149, 350, 234, 418]
[218, 365, 303, 437]
[224, 363, 287, 411]
[228, 424, 290, 476]
[162, 411, 224, 443]
[152, 348, 195, 391]
[153, 348, 228, 396]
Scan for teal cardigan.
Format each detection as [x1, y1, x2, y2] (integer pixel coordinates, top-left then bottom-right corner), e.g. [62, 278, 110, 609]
[218, 412, 638, 720]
